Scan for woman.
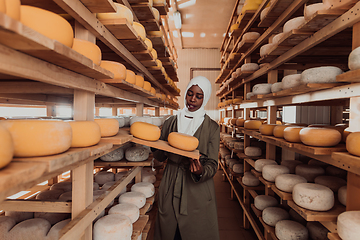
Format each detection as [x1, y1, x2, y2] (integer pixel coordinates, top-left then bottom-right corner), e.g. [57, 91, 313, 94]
[153, 76, 220, 240]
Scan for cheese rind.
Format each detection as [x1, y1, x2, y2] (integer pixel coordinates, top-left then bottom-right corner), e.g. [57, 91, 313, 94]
[93, 214, 132, 240]
[241, 63, 259, 72]
[271, 82, 283, 93]
[280, 160, 302, 173]
[108, 203, 139, 223]
[349, 46, 360, 70]
[262, 165, 290, 182]
[272, 33, 284, 44]
[100, 61, 127, 80]
[125, 70, 136, 84]
[337, 211, 360, 240]
[244, 120, 262, 130]
[100, 147, 124, 162]
[97, 3, 134, 25]
[259, 124, 278, 136]
[275, 220, 308, 240]
[338, 185, 347, 206]
[260, 44, 276, 57]
[346, 132, 360, 157]
[254, 159, 277, 172]
[245, 146, 262, 157]
[168, 132, 199, 151]
[125, 146, 149, 162]
[68, 121, 101, 148]
[8, 218, 51, 239]
[242, 172, 260, 186]
[94, 118, 119, 137]
[252, 83, 272, 94]
[118, 192, 146, 208]
[275, 174, 307, 193]
[292, 183, 334, 211]
[299, 127, 341, 147]
[5, 0, 20, 20]
[143, 81, 152, 91]
[283, 126, 303, 143]
[133, 22, 146, 40]
[242, 32, 260, 41]
[273, 125, 289, 138]
[131, 182, 155, 198]
[94, 171, 115, 185]
[301, 66, 343, 84]
[262, 207, 290, 227]
[281, 74, 301, 89]
[135, 75, 145, 88]
[72, 38, 102, 65]
[130, 121, 160, 141]
[304, 3, 326, 21]
[254, 195, 278, 211]
[283, 17, 306, 33]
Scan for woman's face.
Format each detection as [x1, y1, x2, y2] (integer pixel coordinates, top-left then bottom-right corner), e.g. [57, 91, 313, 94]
[186, 85, 204, 112]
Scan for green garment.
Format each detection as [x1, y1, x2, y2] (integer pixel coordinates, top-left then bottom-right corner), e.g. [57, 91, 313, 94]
[153, 115, 220, 240]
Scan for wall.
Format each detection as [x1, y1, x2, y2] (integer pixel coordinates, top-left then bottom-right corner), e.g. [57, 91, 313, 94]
[175, 48, 221, 121]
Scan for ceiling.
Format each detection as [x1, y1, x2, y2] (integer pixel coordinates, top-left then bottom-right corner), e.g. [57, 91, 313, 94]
[166, 0, 238, 49]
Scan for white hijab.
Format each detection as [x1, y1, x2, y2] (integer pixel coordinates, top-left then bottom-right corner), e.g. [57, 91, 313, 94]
[177, 76, 212, 135]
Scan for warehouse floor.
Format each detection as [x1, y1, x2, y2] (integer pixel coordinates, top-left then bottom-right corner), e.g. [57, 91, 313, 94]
[214, 169, 257, 240]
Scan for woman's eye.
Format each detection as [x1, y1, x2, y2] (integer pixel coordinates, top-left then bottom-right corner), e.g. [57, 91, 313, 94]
[196, 95, 203, 100]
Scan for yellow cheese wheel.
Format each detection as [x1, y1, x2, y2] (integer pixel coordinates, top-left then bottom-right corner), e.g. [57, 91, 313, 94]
[133, 22, 146, 40]
[97, 3, 134, 25]
[168, 132, 199, 151]
[67, 121, 101, 148]
[343, 129, 351, 142]
[273, 125, 289, 138]
[5, 0, 20, 20]
[144, 38, 153, 51]
[125, 70, 136, 84]
[230, 118, 237, 125]
[283, 126, 304, 143]
[236, 118, 245, 127]
[242, 2, 260, 13]
[156, 93, 162, 99]
[72, 38, 102, 65]
[299, 127, 342, 147]
[156, 59, 163, 68]
[0, 120, 72, 157]
[346, 132, 360, 157]
[150, 87, 156, 95]
[100, 61, 127, 80]
[148, 30, 163, 37]
[135, 75, 144, 88]
[151, 49, 158, 59]
[130, 122, 160, 141]
[153, 0, 166, 4]
[259, 124, 278, 136]
[230, 23, 239, 32]
[143, 81, 151, 91]
[94, 119, 119, 137]
[0, 0, 5, 14]
[152, 7, 160, 21]
[0, 124, 14, 169]
[244, 120, 262, 130]
[20, 6, 74, 48]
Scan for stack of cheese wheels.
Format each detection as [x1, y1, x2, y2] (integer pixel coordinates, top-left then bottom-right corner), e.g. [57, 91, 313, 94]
[292, 183, 334, 211]
[97, 3, 134, 25]
[100, 61, 127, 81]
[259, 124, 278, 136]
[95, 171, 115, 185]
[275, 174, 307, 193]
[275, 220, 308, 240]
[295, 164, 325, 182]
[131, 182, 155, 198]
[283, 126, 304, 142]
[338, 186, 347, 206]
[280, 160, 302, 173]
[130, 122, 160, 141]
[94, 118, 119, 137]
[283, 17, 306, 33]
[254, 159, 277, 172]
[262, 165, 290, 182]
[168, 132, 199, 151]
[0, 119, 72, 157]
[242, 172, 260, 186]
[125, 146, 149, 162]
[299, 127, 341, 146]
[254, 195, 278, 211]
[245, 146, 262, 157]
[119, 191, 146, 208]
[93, 214, 132, 240]
[20, 6, 74, 48]
[314, 175, 347, 192]
[349, 46, 360, 70]
[301, 66, 343, 84]
[262, 207, 290, 227]
[67, 121, 101, 148]
[108, 203, 139, 223]
[244, 119, 262, 130]
[346, 132, 360, 157]
[0, 124, 14, 169]
[337, 211, 360, 240]
[72, 38, 102, 65]
[3, 0, 21, 20]
[8, 218, 51, 240]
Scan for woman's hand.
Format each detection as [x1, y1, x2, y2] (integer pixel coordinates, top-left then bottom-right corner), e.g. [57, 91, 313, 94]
[189, 158, 203, 175]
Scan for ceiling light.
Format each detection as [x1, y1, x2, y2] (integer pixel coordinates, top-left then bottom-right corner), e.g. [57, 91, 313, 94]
[200, 32, 206, 37]
[173, 30, 179, 38]
[173, 11, 182, 29]
[182, 32, 194, 37]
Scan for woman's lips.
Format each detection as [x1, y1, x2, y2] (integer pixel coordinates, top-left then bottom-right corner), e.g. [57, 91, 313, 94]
[187, 104, 196, 109]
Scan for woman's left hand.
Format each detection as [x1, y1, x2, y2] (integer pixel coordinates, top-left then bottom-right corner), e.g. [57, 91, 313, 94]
[189, 158, 203, 175]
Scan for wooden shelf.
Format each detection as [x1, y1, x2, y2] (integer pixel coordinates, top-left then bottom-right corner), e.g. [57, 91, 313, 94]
[94, 157, 153, 167]
[298, 9, 347, 32]
[328, 233, 341, 240]
[99, 79, 154, 97]
[238, 177, 264, 191]
[258, 0, 297, 28]
[153, 3, 168, 16]
[132, 215, 149, 240]
[259, 217, 278, 240]
[337, 68, 360, 82]
[271, 185, 292, 200]
[99, 130, 134, 145]
[331, 152, 360, 176]
[251, 203, 263, 218]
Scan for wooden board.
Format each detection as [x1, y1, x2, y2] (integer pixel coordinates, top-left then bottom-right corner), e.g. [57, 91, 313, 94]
[259, 217, 277, 237]
[277, 30, 313, 47]
[131, 4, 155, 20]
[140, 19, 161, 31]
[141, 60, 157, 67]
[258, 0, 295, 27]
[251, 204, 262, 218]
[140, 203, 151, 215]
[251, 169, 262, 178]
[337, 69, 360, 82]
[245, 158, 256, 168]
[298, 9, 346, 32]
[287, 200, 345, 221]
[87, 142, 114, 156]
[153, 3, 168, 15]
[331, 152, 360, 175]
[120, 39, 148, 52]
[132, 213, 149, 240]
[237, 39, 257, 54]
[99, 79, 153, 97]
[271, 185, 292, 200]
[238, 177, 264, 190]
[94, 157, 153, 167]
[133, 50, 154, 61]
[237, 10, 256, 29]
[328, 233, 341, 240]
[259, 177, 274, 189]
[100, 18, 139, 40]
[99, 130, 134, 145]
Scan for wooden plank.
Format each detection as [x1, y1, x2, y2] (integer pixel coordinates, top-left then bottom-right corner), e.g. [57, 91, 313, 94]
[287, 200, 345, 221]
[238, 177, 264, 191]
[337, 68, 360, 82]
[258, 0, 295, 27]
[87, 142, 114, 156]
[100, 18, 139, 40]
[0, 200, 71, 213]
[251, 203, 262, 218]
[292, 142, 346, 155]
[94, 157, 152, 167]
[277, 30, 314, 47]
[120, 39, 148, 52]
[331, 152, 360, 176]
[140, 19, 161, 31]
[100, 130, 134, 145]
[153, 3, 168, 15]
[131, 4, 155, 20]
[140, 203, 151, 215]
[271, 185, 292, 200]
[328, 233, 341, 240]
[100, 79, 153, 97]
[236, 39, 257, 53]
[251, 169, 262, 178]
[259, 177, 274, 189]
[133, 50, 154, 61]
[298, 9, 347, 32]
[141, 60, 157, 67]
[132, 215, 149, 240]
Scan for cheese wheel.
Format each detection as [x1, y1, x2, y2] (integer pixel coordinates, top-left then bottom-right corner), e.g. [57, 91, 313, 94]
[135, 75, 145, 88]
[283, 126, 303, 142]
[8, 218, 51, 240]
[244, 120, 262, 130]
[326, 165, 347, 179]
[275, 220, 308, 240]
[101, 181, 126, 197]
[72, 38, 102, 65]
[262, 207, 290, 227]
[168, 132, 199, 151]
[5, 0, 20, 20]
[144, 38, 153, 51]
[301, 66, 343, 84]
[241, 63, 259, 72]
[275, 174, 307, 193]
[280, 160, 302, 173]
[125, 70, 136, 84]
[229, 118, 237, 125]
[152, 7, 160, 21]
[228, 159, 238, 169]
[252, 83, 272, 95]
[314, 175, 346, 192]
[254, 159, 277, 172]
[230, 23, 239, 32]
[34, 212, 70, 226]
[130, 121, 160, 141]
[58, 191, 72, 202]
[292, 183, 334, 211]
[153, 0, 166, 4]
[100, 147, 124, 161]
[273, 125, 289, 138]
[299, 127, 341, 147]
[306, 221, 329, 240]
[45, 219, 71, 240]
[118, 192, 146, 208]
[109, 203, 139, 223]
[93, 214, 132, 240]
[114, 117, 125, 128]
[94, 171, 115, 185]
[260, 7, 270, 21]
[93, 190, 114, 208]
[245, 146, 262, 157]
[94, 118, 119, 137]
[36, 189, 64, 200]
[349, 46, 360, 70]
[143, 81, 151, 91]
[338, 185, 347, 206]
[5, 211, 34, 223]
[246, 92, 255, 100]
[236, 118, 245, 127]
[100, 61, 127, 80]
[0, 216, 16, 240]
[271, 82, 283, 93]
[346, 132, 360, 157]
[0, 120, 72, 157]
[281, 74, 301, 89]
[338, 211, 360, 240]
[133, 22, 146, 40]
[259, 124, 278, 136]
[295, 164, 325, 182]
[50, 181, 72, 192]
[115, 171, 130, 182]
[262, 165, 290, 182]
[67, 121, 101, 148]
[148, 30, 163, 37]
[125, 146, 149, 162]
[142, 173, 156, 183]
[97, 3, 134, 25]
[0, 125, 13, 169]
[242, 172, 260, 186]
[234, 142, 244, 150]
[304, 3, 326, 21]
[254, 195, 278, 211]
[150, 87, 156, 95]
[242, 32, 261, 41]
[151, 49, 158, 59]
[131, 182, 155, 198]
[260, 43, 276, 57]
[272, 32, 284, 44]
[283, 17, 306, 33]
[20, 6, 74, 48]
[93, 182, 100, 190]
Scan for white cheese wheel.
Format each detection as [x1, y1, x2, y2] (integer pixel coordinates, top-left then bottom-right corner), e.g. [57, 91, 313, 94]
[283, 126, 304, 143]
[50, 181, 72, 192]
[275, 174, 307, 193]
[109, 203, 139, 223]
[130, 116, 152, 125]
[97, 3, 134, 25]
[306, 221, 329, 240]
[295, 164, 325, 182]
[243, 32, 261, 41]
[246, 92, 255, 100]
[244, 120, 262, 130]
[260, 7, 270, 21]
[241, 63, 259, 72]
[301, 66, 343, 84]
[142, 173, 156, 183]
[233, 163, 244, 173]
[337, 211, 360, 240]
[100, 61, 127, 80]
[152, 7, 160, 21]
[275, 220, 308, 240]
[273, 125, 289, 138]
[94, 118, 119, 137]
[8, 218, 51, 239]
[93, 214, 132, 240]
[0, 216, 15, 240]
[299, 127, 342, 147]
[338, 185, 347, 206]
[100, 147, 124, 161]
[114, 117, 125, 128]
[101, 181, 126, 196]
[242, 172, 260, 186]
[252, 83, 272, 94]
[281, 74, 301, 89]
[131, 182, 155, 198]
[283, 17, 306, 33]
[5, 211, 34, 223]
[34, 212, 69, 226]
[228, 159, 239, 169]
[262, 165, 290, 182]
[259, 124, 278, 136]
[304, 3, 326, 21]
[36, 189, 64, 200]
[271, 82, 283, 93]
[234, 142, 244, 150]
[67, 120, 101, 148]
[58, 191, 72, 201]
[314, 175, 346, 192]
[118, 192, 146, 208]
[292, 183, 334, 211]
[254, 159, 277, 172]
[272, 33, 285, 44]
[133, 22, 146, 40]
[72, 38, 102, 65]
[20, 6, 74, 48]
[254, 195, 278, 211]
[115, 171, 130, 182]
[236, 67, 242, 75]
[260, 43, 276, 57]
[46, 219, 71, 240]
[94, 171, 115, 185]
[349, 46, 360, 70]
[346, 132, 360, 157]
[280, 160, 302, 173]
[125, 146, 149, 162]
[5, 0, 20, 20]
[0, 124, 14, 169]
[245, 146, 262, 157]
[262, 207, 290, 227]
[151, 117, 163, 127]
[130, 121, 160, 141]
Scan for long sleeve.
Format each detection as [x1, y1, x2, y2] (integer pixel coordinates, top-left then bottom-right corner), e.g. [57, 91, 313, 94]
[152, 116, 175, 162]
